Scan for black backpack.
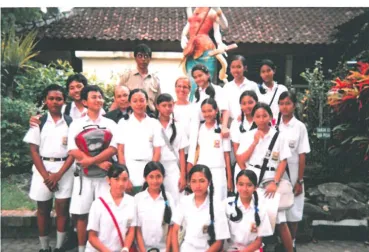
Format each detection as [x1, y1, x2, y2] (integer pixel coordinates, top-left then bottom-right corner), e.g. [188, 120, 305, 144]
[39, 114, 73, 132]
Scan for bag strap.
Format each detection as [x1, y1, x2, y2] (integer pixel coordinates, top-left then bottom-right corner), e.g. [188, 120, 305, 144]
[64, 102, 72, 116]
[39, 114, 48, 132]
[161, 127, 179, 161]
[99, 197, 125, 247]
[274, 114, 292, 181]
[258, 131, 279, 186]
[268, 84, 279, 107]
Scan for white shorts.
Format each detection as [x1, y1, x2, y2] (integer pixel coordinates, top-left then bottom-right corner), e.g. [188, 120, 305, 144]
[161, 160, 180, 205]
[126, 159, 148, 187]
[209, 167, 227, 201]
[29, 162, 74, 202]
[286, 185, 305, 222]
[69, 176, 109, 215]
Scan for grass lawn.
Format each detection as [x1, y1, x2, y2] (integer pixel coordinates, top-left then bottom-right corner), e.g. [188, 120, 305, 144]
[1, 176, 36, 210]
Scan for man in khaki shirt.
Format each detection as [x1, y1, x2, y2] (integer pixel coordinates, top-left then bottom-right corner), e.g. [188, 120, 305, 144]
[113, 44, 161, 115]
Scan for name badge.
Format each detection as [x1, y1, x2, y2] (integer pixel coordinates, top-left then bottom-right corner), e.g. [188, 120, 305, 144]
[214, 140, 220, 148]
[62, 136, 68, 146]
[127, 218, 132, 227]
[202, 224, 209, 234]
[289, 140, 296, 148]
[271, 151, 279, 161]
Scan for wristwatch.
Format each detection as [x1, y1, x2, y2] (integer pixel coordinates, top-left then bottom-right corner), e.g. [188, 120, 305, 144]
[273, 180, 280, 186]
[121, 247, 129, 252]
[297, 179, 304, 185]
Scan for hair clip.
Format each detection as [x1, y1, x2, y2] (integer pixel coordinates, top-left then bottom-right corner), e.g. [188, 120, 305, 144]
[255, 207, 259, 213]
[164, 200, 169, 206]
[210, 220, 214, 225]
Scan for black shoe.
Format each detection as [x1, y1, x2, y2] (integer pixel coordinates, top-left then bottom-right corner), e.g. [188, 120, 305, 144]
[39, 247, 51, 252]
[60, 230, 78, 250]
[293, 246, 297, 252]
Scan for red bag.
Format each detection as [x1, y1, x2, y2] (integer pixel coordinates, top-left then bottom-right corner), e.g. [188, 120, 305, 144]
[75, 125, 113, 177]
[99, 197, 138, 252]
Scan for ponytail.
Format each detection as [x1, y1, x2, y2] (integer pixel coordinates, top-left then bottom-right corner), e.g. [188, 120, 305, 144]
[230, 192, 243, 222]
[239, 111, 246, 133]
[161, 184, 172, 225]
[169, 114, 177, 145]
[253, 191, 261, 227]
[215, 112, 221, 134]
[206, 84, 215, 100]
[195, 86, 200, 103]
[141, 181, 148, 191]
[207, 181, 216, 246]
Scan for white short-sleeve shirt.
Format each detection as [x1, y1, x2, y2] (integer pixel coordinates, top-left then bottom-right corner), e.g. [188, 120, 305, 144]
[223, 78, 261, 120]
[172, 193, 230, 250]
[187, 123, 231, 167]
[67, 114, 117, 151]
[259, 83, 288, 122]
[236, 128, 292, 180]
[230, 118, 256, 144]
[112, 114, 165, 161]
[133, 189, 176, 249]
[173, 103, 193, 141]
[224, 196, 273, 248]
[85, 192, 135, 252]
[278, 117, 311, 182]
[160, 121, 189, 161]
[23, 112, 71, 173]
[62, 101, 105, 120]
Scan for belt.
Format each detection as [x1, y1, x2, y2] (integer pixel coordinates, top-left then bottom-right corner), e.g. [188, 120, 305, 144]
[41, 156, 67, 162]
[249, 164, 275, 171]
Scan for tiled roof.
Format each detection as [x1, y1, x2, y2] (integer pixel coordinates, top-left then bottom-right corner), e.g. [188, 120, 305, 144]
[37, 7, 368, 45]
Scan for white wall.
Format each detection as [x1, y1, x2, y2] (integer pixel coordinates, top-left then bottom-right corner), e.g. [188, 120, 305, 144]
[75, 51, 185, 99]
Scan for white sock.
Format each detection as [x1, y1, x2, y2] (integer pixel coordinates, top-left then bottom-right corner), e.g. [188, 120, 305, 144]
[293, 238, 296, 247]
[39, 236, 49, 250]
[55, 231, 66, 249]
[78, 245, 86, 252]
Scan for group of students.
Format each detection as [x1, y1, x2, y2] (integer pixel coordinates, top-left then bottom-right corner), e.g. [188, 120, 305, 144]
[24, 53, 310, 252]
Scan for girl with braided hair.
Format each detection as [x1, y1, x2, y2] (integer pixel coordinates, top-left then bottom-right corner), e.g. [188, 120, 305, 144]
[171, 165, 230, 252]
[133, 161, 176, 252]
[156, 93, 189, 204]
[224, 170, 272, 252]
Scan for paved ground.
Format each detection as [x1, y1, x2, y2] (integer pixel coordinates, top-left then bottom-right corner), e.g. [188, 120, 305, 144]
[1, 238, 368, 252]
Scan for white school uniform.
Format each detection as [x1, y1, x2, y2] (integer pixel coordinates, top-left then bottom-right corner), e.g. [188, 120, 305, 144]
[224, 196, 273, 251]
[112, 114, 165, 187]
[160, 121, 189, 204]
[236, 128, 292, 224]
[230, 118, 256, 191]
[173, 193, 230, 252]
[259, 82, 288, 123]
[278, 117, 310, 222]
[85, 192, 135, 252]
[173, 103, 193, 154]
[68, 115, 117, 215]
[62, 101, 106, 119]
[133, 189, 176, 251]
[223, 78, 261, 120]
[187, 123, 231, 201]
[23, 112, 74, 201]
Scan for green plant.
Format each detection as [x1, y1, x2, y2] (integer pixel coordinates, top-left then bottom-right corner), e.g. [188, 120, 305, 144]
[327, 62, 369, 182]
[300, 59, 334, 168]
[1, 28, 39, 98]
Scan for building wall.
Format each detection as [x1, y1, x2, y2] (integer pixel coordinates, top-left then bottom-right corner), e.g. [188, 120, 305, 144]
[76, 51, 185, 98]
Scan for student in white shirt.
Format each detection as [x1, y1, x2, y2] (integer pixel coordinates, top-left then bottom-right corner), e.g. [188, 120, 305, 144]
[114, 89, 165, 195]
[86, 163, 135, 252]
[230, 90, 258, 190]
[277, 91, 311, 251]
[23, 84, 75, 252]
[173, 77, 192, 155]
[191, 64, 230, 137]
[68, 85, 117, 252]
[258, 59, 288, 125]
[224, 170, 273, 252]
[236, 102, 293, 252]
[171, 165, 231, 252]
[224, 55, 261, 121]
[156, 93, 189, 203]
[134, 161, 175, 252]
[187, 98, 233, 201]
